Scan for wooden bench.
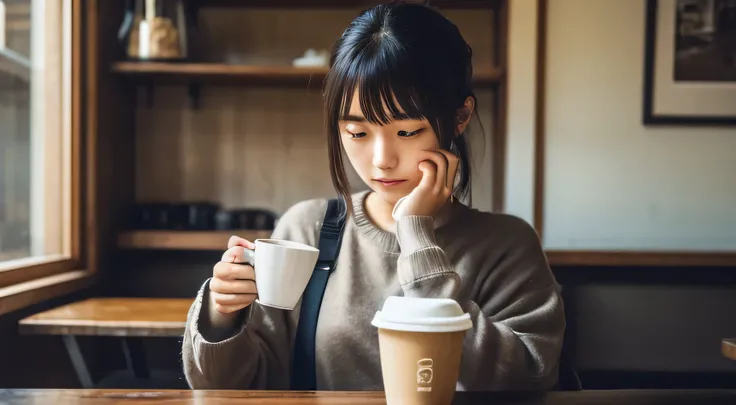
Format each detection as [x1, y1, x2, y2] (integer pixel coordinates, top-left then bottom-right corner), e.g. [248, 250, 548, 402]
[18, 297, 193, 388]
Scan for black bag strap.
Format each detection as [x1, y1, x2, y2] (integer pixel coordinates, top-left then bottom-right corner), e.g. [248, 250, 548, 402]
[291, 197, 346, 390]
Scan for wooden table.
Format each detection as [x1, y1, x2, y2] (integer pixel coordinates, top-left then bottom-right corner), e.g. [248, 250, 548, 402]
[2, 389, 736, 404]
[723, 339, 736, 361]
[18, 298, 193, 389]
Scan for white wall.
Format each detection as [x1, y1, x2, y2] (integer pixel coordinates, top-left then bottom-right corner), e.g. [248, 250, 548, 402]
[505, 0, 736, 373]
[542, 0, 736, 251]
[504, 0, 538, 224]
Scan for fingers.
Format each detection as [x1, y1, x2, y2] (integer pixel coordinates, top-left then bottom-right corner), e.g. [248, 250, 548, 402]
[212, 296, 255, 314]
[227, 235, 256, 250]
[418, 160, 437, 189]
[221, 245, 254, 264]
[211, 291, 256, 307]
[418, 149, 458, 191]
[212, 238, 259, 314]
[435, 152, 449, 191]
[213, 261, 256, 281]
[210, 277, 257, 295]
[437, 149, 460, 189]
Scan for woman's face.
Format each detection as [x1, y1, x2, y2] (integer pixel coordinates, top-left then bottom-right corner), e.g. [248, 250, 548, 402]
[338, 90, 440, 205]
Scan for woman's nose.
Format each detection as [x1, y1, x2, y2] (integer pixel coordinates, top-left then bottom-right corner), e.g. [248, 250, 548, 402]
[372, 136, 398, 170]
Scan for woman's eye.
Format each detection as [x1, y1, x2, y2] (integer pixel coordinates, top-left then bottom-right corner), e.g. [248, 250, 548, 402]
[398, 129, 423, 138]
[348, 131, 367, 139]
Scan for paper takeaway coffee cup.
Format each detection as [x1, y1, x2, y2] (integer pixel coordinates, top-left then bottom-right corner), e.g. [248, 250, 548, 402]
[243, 239, 319, 310]
[372, 296, 472, 405]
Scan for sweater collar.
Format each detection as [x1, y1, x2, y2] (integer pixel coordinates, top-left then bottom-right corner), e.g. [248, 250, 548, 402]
[350, 190, 459, 253]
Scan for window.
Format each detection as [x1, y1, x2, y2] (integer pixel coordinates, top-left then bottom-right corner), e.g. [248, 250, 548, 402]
[0, 0, 85, 301]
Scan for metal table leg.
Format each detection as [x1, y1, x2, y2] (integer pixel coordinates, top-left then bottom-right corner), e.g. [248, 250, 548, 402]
[121, 337, 150, 379]
[62, 335, 94, 389]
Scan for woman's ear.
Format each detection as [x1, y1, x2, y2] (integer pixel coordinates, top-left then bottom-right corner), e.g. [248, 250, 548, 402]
[455, 96, 475, 136]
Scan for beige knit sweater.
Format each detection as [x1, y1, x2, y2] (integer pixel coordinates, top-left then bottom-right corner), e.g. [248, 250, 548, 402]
[182, 191, 565, 391]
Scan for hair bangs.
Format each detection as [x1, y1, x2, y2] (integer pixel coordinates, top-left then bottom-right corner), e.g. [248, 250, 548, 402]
[330, 49, 429, 126]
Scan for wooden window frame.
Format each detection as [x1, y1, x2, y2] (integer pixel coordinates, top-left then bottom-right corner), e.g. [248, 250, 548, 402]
[0, 0, 95, 316]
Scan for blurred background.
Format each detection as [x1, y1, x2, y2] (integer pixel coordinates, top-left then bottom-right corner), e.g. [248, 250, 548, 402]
[0, 0, 735, 391]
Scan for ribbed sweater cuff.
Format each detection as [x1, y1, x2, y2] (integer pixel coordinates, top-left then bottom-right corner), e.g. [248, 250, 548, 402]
[193, 278, 249, 345]
[395, 215, 436, 253]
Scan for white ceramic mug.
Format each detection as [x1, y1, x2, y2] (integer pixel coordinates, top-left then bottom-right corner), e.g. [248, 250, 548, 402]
[243, 239, 319, 310]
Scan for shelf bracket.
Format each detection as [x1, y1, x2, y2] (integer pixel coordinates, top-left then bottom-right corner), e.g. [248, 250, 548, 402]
[188, 84, 201, 109]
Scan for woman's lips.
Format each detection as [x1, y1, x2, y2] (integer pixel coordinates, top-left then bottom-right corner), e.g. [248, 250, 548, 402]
[373, 179, 406, 187]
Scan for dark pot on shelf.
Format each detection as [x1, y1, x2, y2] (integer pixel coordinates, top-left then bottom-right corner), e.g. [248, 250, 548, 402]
[172, 202, 219, 230]
[219, 209, 276, 230]
[131, 203, 172, 229]
[215, 210, 233, 231]
[250, 209, 276, 230]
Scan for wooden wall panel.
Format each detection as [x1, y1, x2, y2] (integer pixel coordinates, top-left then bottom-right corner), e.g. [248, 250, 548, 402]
[135, 87, 335, 213]
[133, 9, 496, 214]
[194, 8, 494, 69]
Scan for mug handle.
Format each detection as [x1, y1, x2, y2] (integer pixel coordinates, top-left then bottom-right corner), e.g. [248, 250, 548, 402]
[237, 246, 256, 267]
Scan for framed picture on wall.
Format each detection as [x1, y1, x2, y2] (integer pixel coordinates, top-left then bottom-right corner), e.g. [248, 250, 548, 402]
[643, 0, 736, 125]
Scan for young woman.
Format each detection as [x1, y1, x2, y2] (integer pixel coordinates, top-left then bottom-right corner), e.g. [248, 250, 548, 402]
[182, 1, 565, 392]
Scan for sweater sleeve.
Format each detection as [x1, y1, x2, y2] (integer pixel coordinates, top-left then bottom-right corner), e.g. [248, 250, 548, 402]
[181, 279, 294, 389]
[181, 199, 327, 390]
[395, 215, 565, 391]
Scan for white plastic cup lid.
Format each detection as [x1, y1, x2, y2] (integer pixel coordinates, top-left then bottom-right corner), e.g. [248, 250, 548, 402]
[371, 296, 473, 333]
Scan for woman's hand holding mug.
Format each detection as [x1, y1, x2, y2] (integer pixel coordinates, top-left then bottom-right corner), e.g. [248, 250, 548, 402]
[209, 236, 259, 329]
[210, 235, 320, 321]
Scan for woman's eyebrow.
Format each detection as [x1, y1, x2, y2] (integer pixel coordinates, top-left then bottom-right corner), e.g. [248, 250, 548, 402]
[340, 115, 367, 122]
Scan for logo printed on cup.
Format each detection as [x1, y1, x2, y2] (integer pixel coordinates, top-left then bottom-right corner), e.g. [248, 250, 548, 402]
[416, 358, 434, 392]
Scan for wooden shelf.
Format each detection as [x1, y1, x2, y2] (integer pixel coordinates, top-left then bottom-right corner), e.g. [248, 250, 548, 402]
[118, 230, 273, 251]
[545, 250, 736, 267]
[202, 0, 500, 9]
[111, 62, 503, 87]
[112, 62, 328, 87]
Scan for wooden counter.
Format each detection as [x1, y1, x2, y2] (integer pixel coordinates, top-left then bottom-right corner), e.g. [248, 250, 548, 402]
[2, 389, 736, 404]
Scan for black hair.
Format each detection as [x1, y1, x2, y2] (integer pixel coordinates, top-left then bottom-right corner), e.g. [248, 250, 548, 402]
[323, 1, 478, 213]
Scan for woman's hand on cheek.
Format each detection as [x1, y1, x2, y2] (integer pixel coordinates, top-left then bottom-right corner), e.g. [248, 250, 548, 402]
[392, 149, 459, 219]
